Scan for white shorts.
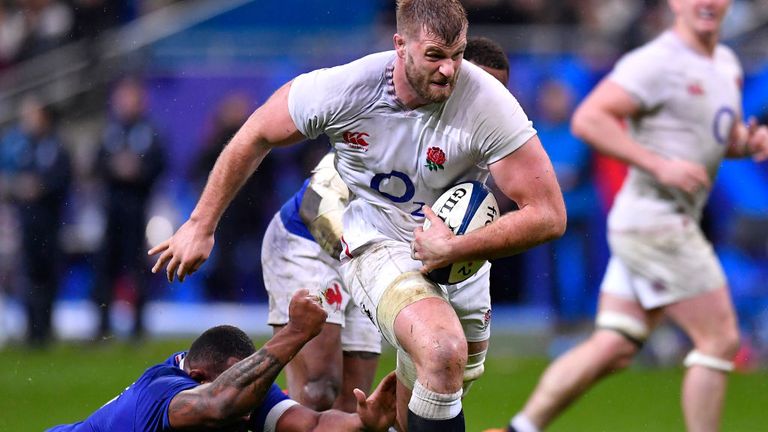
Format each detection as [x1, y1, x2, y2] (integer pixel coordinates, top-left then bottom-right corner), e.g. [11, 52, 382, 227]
[339, 240, 492, 349]
[261, 214, 381, 353]
[602, 221, 726, 309]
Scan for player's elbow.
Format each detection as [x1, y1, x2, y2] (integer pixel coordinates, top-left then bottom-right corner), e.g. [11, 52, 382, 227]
[545, 202, 567, 241]
[570, 104, 596, 142]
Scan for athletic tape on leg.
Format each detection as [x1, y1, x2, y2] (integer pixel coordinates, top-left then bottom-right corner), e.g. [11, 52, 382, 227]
[683, 350, 734, 372]
[596, 311, 649, 345]
[462, 349, 486, 396]
[396, 350, 417, 391]
[377, 271, 446, 349]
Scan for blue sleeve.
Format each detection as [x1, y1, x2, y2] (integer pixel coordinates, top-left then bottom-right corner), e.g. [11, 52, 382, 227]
[136, 371, 198, 431]
[248, 384, 293, 432]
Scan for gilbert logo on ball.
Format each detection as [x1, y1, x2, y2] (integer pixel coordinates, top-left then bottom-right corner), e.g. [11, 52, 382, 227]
[424, 181, 499, 284]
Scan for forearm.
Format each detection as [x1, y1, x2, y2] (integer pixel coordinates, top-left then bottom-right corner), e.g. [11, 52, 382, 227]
[190, 128, 271, 233]
[312, 410, 364, 432]
[449, 199, 565, 262]
[206, 325, 311, 418]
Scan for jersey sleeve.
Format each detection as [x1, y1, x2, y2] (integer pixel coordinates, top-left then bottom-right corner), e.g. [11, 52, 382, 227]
[248, 384, 299, 432]
[474, 92, 537, 165]
[136, 370, 198, 431]
[608, 48, 669, 110]
[288, 66, 357, 139]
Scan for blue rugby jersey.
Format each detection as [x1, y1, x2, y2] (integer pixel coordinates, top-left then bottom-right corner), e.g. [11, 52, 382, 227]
[47, 352, 293, 432]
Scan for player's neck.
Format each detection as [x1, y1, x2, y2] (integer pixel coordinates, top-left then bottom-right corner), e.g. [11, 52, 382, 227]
[672, 24, 719, 57]
[392, 56, 431, 110]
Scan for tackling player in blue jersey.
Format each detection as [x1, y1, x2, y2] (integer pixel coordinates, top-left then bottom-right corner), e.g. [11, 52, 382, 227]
[46, 290, 396, 432]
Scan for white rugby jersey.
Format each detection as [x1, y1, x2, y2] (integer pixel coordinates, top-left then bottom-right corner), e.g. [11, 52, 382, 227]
[288, 51, 536, 254]
[607, 30, 742, 230]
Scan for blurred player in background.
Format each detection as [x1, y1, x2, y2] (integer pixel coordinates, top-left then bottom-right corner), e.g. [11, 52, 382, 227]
[501, 1, 768, 431]
[47, 290, 397, 432]
[0, 95, 71, 348]
[94, 76, 166, 340]
[149, 0, 566, 430]
[259, 35, 517, 417]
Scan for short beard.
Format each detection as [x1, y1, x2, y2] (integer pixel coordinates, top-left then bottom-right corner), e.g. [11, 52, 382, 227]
[405, 52, 453, 104]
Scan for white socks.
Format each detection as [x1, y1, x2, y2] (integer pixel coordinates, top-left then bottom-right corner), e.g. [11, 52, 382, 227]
[511, 413, 541, 432]
[408, 380, 463, 420]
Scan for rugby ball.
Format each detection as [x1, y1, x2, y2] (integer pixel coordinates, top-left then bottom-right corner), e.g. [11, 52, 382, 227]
[423, 181, 499, 285]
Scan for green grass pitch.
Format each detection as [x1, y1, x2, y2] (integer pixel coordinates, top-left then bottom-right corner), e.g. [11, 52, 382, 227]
[1, 336, 766, 431]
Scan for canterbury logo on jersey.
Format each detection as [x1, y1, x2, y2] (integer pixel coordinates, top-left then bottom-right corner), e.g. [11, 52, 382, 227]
[342, 131, 370, 151]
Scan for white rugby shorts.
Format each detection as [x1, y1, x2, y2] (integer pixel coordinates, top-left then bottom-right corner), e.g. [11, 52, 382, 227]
[602, 220, 726, 309]
[339, 239, 492, 349]
[261, 214, 381, 353]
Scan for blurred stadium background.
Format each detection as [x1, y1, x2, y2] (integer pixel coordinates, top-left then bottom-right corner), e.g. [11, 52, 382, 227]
[1, 0, 768, 429]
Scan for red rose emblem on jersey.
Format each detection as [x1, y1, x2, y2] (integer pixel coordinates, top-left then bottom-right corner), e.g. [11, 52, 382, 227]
[425, 146, 446, 171]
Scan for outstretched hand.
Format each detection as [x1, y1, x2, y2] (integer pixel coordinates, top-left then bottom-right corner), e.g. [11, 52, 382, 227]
[411, 205, 455, 273]
[148, 219, 214, 283]
[354, 371, 397, 432]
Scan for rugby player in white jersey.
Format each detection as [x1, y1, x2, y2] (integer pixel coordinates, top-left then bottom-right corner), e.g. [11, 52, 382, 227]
[261, 152, 382, 413]
[149, 1, 566, 430]
[259, 35, 514, 418]
[499, 1, 768, 432]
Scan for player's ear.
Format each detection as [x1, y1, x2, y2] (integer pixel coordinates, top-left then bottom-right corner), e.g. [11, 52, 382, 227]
[188, 368, 210, 384]
[394, 33, 406, 58]
[224, 356, 241, 370]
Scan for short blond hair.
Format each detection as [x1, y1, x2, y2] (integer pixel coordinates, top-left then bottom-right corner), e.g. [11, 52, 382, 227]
[396, 0, 468, 44]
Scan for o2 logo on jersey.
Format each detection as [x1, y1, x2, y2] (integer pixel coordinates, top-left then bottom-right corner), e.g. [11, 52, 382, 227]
[713, 107, 736, 146]
[370, 170, 424, 217]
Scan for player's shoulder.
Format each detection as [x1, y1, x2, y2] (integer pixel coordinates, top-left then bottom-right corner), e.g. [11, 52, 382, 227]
[290, 51, 393, 122]
[714, 42, 741, 68]
[301, 51, 393, 92]
[139, 353, 192, 385]
[455, 61, 517, 107]
[620, 31, 679, 66]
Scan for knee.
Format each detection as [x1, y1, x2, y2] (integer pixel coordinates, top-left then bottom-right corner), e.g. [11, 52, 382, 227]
[591, 332, 640, 372]
[418, 333, 468, 378]
[699, 328, 741, 360]
[301, 377, 340, 411]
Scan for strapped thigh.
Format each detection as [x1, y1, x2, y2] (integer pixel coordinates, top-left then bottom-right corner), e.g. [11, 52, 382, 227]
[596, 310, 650, 349]
[377, 271, 447, 349]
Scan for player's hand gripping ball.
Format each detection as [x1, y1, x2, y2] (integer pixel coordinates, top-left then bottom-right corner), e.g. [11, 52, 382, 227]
[423, 181, 499, 284]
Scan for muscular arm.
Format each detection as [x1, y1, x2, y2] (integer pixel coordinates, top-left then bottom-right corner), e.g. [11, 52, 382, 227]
[274, 371, 397, 432]
[150, 81, 305, 281]
[413, 135, 566, 269]
[168, 326, 309, 429]
[457, 135, 566, 260]
[168, 291, 326, 429]
[570, 80, 657, 171]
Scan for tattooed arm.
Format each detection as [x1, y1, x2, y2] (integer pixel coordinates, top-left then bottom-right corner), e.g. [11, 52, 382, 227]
[167, 289, 327, 429]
